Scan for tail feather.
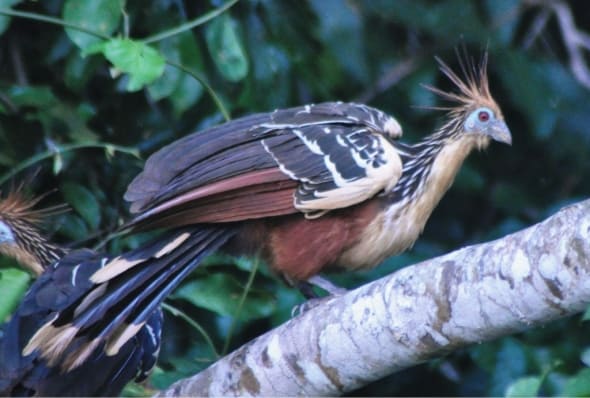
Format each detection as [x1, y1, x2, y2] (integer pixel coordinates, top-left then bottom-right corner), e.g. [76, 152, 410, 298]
[1, 253, 165, 397]
[26, 225, 235, 371]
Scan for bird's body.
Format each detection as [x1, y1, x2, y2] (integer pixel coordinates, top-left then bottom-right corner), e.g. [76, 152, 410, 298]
[1, 55, 511, 396]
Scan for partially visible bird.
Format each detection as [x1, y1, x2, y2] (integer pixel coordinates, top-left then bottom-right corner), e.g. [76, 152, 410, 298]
[10, 53, 511, 396]
[0, 191, 162, 396]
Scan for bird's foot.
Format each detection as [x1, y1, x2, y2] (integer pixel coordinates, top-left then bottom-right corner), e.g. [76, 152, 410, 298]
[291, 275, 348, 317]
[306, 275, 348, 296]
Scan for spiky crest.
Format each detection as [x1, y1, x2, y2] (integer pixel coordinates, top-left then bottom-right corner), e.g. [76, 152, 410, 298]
[424, 50, 502, 120]
[0, 189, 65, 227]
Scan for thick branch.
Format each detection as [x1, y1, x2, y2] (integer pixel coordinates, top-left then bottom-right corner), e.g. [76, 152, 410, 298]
[158, 199, 590, 397]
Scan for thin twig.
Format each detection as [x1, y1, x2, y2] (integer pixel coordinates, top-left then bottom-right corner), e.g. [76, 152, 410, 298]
[0, 9, 110, 39]
[522, 9, 551, 50]
[0, 143, 139, 186]
[551, 1, 590, 89]
[167, 60, 231, 121]
[221, 258, 260, 355]
[523, 0, 590, 90]
[162, 302, 221, 359]
[142, 0, 239, 44]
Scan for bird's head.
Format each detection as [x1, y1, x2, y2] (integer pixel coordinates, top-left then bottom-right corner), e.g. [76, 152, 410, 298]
[427, 52, 512, 149]
[0, 190, 65, 275]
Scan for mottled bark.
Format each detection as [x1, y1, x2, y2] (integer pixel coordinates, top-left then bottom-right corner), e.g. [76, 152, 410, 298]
[157, 199, 590, 397]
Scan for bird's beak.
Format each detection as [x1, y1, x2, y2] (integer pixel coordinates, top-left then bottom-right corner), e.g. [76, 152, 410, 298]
[488, 120, 512, 145]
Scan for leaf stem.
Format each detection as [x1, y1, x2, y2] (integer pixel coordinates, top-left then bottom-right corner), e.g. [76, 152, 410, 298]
[142, 0, 240, 44]
[161, 302, 220, 359]
[0, 143, 139, 185]
[222, 258, 259, 355]
[0, 8, 110, 39]
[167, 60, 231, 121]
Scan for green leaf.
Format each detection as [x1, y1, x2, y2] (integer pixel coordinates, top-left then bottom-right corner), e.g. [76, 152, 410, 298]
[148, 32, 204, 110]
[562, 368, 590, 397]
[52, 152, 63, 175]
[172, 274, 276, 321]
[148, 63, 182, 101]
[8, 85, 58, 108]
[61, 182, 101, 230]
[64, 53, 101, 92]
[205, 13, 248, 82]
[492, 338, 529, 396]
[169, 33, 205, 115]
[471, 338, 530, 396]
[58, 214, 89, 241]
[505, 376, 542, 397]
[62, 0, 121, 49]
[93, 38, 166, 91]
[0, 266, 30, 322]
[0, 0, 21, 36]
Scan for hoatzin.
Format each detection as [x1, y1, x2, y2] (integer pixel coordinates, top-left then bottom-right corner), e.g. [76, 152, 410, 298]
[3, 55, 511, 396]
[0, 191, 162, 396]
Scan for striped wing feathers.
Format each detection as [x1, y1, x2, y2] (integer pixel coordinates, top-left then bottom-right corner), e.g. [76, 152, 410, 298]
[252, 102, 402, 139]
[253, 103, 403, 217]
[126, 102, 403, 224]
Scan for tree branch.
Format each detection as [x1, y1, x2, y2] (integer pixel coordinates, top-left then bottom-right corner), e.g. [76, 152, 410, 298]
[524, 0, 590, 90]
[157, 198, 590, 396]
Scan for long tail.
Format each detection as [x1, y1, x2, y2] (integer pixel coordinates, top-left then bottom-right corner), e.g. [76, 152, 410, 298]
[1, 300, 162, 396]
[0, 225, 235, 395]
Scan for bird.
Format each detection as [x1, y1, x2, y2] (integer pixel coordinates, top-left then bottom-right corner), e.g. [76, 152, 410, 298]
[8, 53, 511, 395]
[0, 190, 163, 396]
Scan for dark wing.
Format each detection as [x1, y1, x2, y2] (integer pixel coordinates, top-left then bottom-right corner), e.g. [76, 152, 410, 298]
[4, 226, 233, 396]
[125, 102, 403, 228]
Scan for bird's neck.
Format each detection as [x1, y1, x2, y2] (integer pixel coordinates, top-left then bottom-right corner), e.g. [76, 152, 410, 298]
[4, 228, 66, 276]
[387, 132, 487, 207]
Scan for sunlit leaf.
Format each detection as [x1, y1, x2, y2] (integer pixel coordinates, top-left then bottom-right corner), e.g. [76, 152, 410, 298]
[0, 266, 30, 322]
[562, 368, 590, 397]
[52, 152, 63, 175]
[63, 0, 121, 49]
[505, 376, 542, 397]
[92, 39, 166, 91]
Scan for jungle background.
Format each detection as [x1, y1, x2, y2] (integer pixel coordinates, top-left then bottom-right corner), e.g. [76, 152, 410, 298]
[1, 0, 590, 396]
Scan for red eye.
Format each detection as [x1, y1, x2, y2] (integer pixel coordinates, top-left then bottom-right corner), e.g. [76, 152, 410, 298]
[478, 110, 490, 122]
